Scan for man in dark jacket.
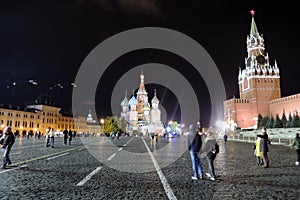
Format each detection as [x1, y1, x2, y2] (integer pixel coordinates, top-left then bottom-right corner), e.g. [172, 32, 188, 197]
[1, 126, 15, 169]
[186, 124, 203, 180]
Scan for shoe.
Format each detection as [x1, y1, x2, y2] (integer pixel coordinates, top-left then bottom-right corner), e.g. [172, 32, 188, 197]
[205, 173, 212, 178]
[0, 166, 6, 169]
[262, 165, 269, 168]
[209, 177, 216, 181]
[191, 176, 198, 180]
[199, 173, 203, 179]
[296, 161, 299, 165]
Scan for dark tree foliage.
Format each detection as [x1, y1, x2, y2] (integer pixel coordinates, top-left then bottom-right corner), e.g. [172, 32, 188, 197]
[281, 111, 287, 127]
[286, 112, 293, 128]
[260, 116, 269, 128]
[291, 112, 300, 128]
[273, 114, 282, 128]
[266, 114, 274, 128]
[257, 113, 263, 129]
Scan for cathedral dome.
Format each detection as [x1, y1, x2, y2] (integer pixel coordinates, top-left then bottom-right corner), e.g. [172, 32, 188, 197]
[128, 96, 138, 105]
[121, 96, 128, 107]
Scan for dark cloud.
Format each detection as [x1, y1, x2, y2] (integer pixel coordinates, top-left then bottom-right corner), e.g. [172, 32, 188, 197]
[117, 0, 162, 17]
[46, 0, 162, 17]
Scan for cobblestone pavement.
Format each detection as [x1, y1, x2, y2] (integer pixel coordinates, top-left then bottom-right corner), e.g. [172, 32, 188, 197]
[0, 135, 299, 199]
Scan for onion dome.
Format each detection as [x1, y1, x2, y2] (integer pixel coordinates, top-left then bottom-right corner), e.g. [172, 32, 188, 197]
[121, 90, 129, 107]
[128, 95, 138, 105]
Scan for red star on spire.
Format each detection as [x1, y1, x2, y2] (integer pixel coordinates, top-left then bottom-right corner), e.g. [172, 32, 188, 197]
[250, 10, 255, 16]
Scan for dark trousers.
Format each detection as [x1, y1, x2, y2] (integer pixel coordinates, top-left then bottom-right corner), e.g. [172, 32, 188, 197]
[2, 147, 12, 167]
[296, 149, 300, 162]
[206, 156, 216, 177]
[262, 151, 269, 167]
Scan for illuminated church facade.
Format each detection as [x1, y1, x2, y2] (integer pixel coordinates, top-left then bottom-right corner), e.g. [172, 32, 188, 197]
[120, 72, 164, 134]
[223, 10, 300, 130]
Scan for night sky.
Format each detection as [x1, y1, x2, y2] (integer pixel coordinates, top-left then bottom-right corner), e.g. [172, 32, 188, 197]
[1, 0, 300, 126]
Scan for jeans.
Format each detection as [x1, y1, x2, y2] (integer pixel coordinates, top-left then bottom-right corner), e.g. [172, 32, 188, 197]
[190, 151, 203, 178]
[2, 147, 12, 167]
[49, 137, 55, 147]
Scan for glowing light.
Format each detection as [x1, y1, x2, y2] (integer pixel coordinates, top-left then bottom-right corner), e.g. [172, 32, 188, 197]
[250, 10, 255, 16]
[100, 119, 104, 124]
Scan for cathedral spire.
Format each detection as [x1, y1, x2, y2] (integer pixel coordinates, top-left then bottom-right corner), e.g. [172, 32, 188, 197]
[250, 10, 259, 36]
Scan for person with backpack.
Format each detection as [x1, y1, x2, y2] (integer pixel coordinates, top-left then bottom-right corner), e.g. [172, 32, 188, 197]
[202, 127, 219, 181]
[1, 126, 15, 169]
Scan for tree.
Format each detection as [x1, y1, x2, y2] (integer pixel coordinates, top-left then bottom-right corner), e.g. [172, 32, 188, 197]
[103, 116, 121, 133]
[117, 118, 127, 133]
[273, 114, 282, 128]
[266, 114, 274, 128]
[257, 113, 263, 129]
[259, 116, 269, 128]
[171, 121, 179, 131]
[281, 111, 287, 128]
[291, 112, 300, 127]
[286, 112, 293, 128]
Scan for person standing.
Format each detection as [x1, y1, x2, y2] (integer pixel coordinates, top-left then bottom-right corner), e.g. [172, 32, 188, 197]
[186, 124, 203, 180]
[292, 133, 300, 166]
[223, 134, 228, 144]
[257, 127, 269, 168]
[1, 126, 15, 169]
[63, 129, 68, 145]
[202, 128, 218, 181]
[49, 128, 55, 148]
[45, 128, 50, 147]
[254, 136, 264, 166]
[68, 130, 73, 145]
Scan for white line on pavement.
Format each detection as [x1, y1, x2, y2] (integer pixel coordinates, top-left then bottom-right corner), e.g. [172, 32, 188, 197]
[118, 147, 123, 151]
[0, 165, 28, 174]
[107, 153, 116, 161]
[76, 167, 102, 186]
[142, 138, 177, 200]
[46, 153, 70, 160]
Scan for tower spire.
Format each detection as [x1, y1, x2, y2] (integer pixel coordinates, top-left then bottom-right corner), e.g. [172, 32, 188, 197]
[250, 10, 259, 36]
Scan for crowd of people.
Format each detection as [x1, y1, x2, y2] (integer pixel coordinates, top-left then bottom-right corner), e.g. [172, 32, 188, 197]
[186, 123, 300, 181]
[1, 124, 299, 173]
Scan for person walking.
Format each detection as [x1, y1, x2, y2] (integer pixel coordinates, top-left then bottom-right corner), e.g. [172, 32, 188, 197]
[257, 127, 269, 168]
[63, 129, 68, 145]
[1, 126, 15, 169]
[292, 133, 300, 166]
[186, 124, 203, 180]
[202, 128, 218, 181]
